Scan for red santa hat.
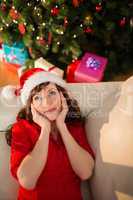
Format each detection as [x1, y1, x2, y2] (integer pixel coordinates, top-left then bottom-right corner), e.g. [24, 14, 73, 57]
[1, 68, 67, 106]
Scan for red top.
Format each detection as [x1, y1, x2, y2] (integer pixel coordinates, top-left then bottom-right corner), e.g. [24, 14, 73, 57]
[10, 119, 95, 200]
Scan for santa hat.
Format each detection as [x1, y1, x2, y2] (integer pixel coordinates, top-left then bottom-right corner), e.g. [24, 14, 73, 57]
[1, 68, 67, 106]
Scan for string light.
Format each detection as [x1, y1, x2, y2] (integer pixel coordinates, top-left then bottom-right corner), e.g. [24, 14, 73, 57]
[0, 27, 3, 31]
[42, 22, 46, 26]
[57, 41, 60, 45]
[73, 34, 77, 38]
[36, 36, 40, 40]
[13, 20, 18, 24]
[80, 24, 83, 27]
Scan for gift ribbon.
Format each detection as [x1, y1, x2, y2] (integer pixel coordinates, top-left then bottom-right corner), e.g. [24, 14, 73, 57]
[48, 66, 56, 72]
[7, 50, 18, 62]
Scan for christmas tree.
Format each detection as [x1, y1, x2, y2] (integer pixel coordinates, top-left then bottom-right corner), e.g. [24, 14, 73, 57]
[0, 0, 133, 80]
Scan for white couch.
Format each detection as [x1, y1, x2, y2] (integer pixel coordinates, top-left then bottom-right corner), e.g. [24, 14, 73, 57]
[0, 81, 133, 200]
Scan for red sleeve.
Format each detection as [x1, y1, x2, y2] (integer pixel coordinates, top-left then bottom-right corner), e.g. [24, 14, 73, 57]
[10, 121, 32, 180]
[71, 122, 95, 160]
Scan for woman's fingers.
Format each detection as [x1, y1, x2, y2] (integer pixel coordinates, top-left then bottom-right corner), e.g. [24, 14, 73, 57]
[31, 104, 40, 118]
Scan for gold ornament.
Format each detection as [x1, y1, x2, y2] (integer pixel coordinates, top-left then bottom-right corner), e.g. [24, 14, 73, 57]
[84, 14, 93, 25]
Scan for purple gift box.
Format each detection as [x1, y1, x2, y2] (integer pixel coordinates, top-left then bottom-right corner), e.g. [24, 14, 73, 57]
[74, 52, 108, 82]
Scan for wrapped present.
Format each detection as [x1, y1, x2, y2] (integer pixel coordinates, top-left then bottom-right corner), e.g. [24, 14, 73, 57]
[66, 60, 81, 83]
[2, 41, 29, 65]
[0, 48, 5, 61]
[35, 57, 64, 78]
[0, 61, 19, 87]
[74, 52, 108, 83]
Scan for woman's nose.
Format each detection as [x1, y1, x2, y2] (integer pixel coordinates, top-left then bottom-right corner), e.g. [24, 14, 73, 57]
[41, 97, 52, 107]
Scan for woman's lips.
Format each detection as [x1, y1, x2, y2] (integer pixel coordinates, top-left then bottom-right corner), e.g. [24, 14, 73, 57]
[45, 108, 57, 113]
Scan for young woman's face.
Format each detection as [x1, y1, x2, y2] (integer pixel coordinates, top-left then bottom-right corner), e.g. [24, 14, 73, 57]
[32, 83, 62, 121]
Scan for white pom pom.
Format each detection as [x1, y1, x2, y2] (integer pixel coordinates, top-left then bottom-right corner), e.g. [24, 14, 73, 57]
[0, 85, 22, 107]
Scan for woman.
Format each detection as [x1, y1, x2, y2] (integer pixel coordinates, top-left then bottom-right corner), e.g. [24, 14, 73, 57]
[5, 68, 95, 200]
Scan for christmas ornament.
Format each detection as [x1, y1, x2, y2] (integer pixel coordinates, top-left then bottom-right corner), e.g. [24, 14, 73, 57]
[72, 0, 84, 7]
[64, 17, 68, 27]
[9, 7, 20, 20]
[51, 7, 60, 16]
[119, 17, 126, 27]
[84, 27, 93, 33]
[37, 37, 46, 46]
[84, 14, 93, 25]
[1, 3, 6, 12]
[48, 32, 52, 45]
[96, 3, 102, 12]
[18, 23, 26, 35]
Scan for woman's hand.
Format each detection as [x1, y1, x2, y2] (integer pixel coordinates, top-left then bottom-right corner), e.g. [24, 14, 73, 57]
[56, 92, 69, 129]
[31, 104, 51, 133]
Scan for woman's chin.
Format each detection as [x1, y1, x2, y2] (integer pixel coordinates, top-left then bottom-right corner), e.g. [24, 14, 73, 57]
[45, 113, 58, 121]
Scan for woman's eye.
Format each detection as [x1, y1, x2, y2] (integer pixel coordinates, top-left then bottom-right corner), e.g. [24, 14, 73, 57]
[34, 96, 42, 101]
[49, 91, 56, 96]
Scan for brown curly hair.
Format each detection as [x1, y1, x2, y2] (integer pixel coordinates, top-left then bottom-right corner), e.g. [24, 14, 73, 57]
[5, 82, 85, 146]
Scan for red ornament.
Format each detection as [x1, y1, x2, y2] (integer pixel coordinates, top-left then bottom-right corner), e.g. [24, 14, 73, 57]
[48, 32, 52, 45]
[9, 8, 20, 20]
[96, 3, 102, 12]
[84, 27, 93, 33]
[119, 17, 126, 27]
[72, 0, 84, 7]
[64, 17, 68, 27]
[1, 3, 6, 12]
[51, 7, 60, 16]
[37, 37, 46, 45]
[28, 47, 32, 56]
[66, 60, 81, 83]
[18, 23, 26, 35]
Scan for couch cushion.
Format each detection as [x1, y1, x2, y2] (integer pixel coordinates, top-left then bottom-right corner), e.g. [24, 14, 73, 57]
[0, 132, 19, 200]
[0, 82, 124, 200]
[82, 82, 133, 200]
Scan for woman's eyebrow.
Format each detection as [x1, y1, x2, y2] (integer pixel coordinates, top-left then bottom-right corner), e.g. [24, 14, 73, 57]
[34, 88, 56, 96]
[47, 88, 56, 92]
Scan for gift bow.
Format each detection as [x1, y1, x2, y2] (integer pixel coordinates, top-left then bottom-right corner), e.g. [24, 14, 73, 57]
[86, 57, 101, 70]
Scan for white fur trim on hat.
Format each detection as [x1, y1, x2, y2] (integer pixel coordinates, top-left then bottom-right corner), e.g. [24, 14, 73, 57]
[0, 85, 22, 107]
[21, 71, 67, 105]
